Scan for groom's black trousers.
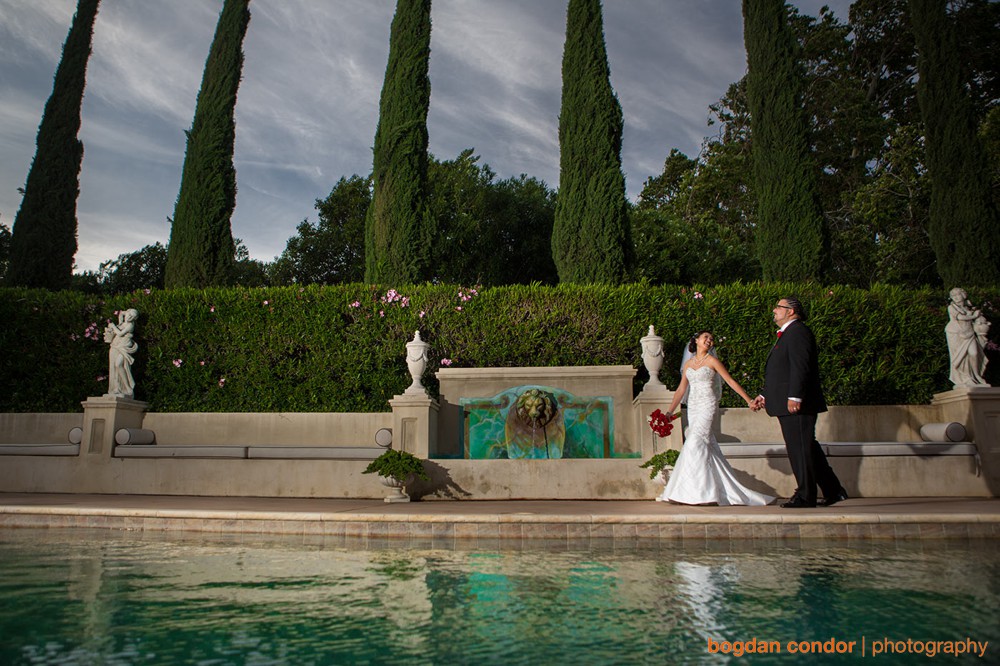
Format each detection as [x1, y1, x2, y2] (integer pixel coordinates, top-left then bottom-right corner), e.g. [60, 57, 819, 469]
[778, 413, 841, 504]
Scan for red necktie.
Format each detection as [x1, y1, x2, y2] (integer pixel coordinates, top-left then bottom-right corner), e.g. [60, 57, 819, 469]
[776, 331, 783, 339]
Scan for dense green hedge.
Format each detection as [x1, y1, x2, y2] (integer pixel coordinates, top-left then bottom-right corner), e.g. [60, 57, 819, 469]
[1, 283, 997, 413]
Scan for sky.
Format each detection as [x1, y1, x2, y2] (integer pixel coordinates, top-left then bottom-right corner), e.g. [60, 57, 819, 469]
[0, 0, 853, 273]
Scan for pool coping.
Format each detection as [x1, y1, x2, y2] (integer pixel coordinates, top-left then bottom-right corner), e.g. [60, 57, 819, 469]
[2, 494, 998, 541]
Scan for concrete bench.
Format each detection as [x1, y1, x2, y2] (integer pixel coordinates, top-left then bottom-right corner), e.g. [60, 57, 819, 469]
[719, 441, 977, 458]
[0, 443, 81, 456]
[114, 445, 383, 460]
[115, 445, 248, 459]
[247, 446, 382, 460]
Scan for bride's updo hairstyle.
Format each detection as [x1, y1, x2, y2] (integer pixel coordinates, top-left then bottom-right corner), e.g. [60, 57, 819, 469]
[688, 330, 712, 353]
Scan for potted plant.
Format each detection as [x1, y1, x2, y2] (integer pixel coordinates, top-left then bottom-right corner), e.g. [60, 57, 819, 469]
[640, 449, 680, 482]
[363, 448, 430, 503]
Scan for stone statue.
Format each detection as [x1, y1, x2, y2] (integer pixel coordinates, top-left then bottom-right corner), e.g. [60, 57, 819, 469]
[945, 288, 989, 387]
[104, 309, 139, 398]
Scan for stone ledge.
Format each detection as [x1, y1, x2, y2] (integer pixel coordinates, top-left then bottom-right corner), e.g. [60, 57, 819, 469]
[112, 445, 384, 460]
[0, 444, 80, 456]
[720, 442, 977, 458]
[247, 446, 382, 460]
[115, 445, 248, 459]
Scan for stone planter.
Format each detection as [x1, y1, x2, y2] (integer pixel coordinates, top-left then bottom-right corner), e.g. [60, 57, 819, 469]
[379, 474, 412, 503]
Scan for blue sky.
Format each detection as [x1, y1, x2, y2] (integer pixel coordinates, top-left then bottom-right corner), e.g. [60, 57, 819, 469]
[0, 0, 852, 272]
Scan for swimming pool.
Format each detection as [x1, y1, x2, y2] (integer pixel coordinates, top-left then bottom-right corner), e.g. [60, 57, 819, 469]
[0, 529, 996, 664]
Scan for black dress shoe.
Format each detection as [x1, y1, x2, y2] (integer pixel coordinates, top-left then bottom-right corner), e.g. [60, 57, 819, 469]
[781, 497, 816, 508]
[820, 490, 849, 507]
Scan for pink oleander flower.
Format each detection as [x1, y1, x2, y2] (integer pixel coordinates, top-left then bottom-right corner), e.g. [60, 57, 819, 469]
[96, 375, 107, 382]
[455, 306, 463, 312]
[199, 360, 206, 366]
[350, 301, 361, 308]
[441, 358, 453, 367]
[172, 359, 183, 368]
[218, 377, 226, 388]
[263, 300, 269, 306]
[210, 306, 216, 313]
[419, 310, 426, 318]
[143, 289, 151, 295]
[693, 291, 704, 300]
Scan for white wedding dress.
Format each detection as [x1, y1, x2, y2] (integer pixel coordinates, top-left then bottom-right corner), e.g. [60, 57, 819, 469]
[656, 366, 774, 506]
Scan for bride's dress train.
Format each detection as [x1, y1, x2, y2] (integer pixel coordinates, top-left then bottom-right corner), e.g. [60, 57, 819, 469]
[657, 366, 774, 506]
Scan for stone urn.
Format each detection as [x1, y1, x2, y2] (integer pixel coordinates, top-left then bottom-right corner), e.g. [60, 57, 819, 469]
[404, 331, 430, 395]
[378, 474, 412, 503]
[640, 325, 665, 388]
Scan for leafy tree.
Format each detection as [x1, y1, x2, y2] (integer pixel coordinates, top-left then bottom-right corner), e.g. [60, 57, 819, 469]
[230, 238, 270, 287]
[6, 0, 100, 290]
[271, 175, 370, 285]
[273, 152, 557, 286]
[552, 0, 632, 283]
[743, 0, 826, 281]
[426, 149, 557, 285]
[909, 0, 1000, 287]
[165, 0, 250, 289]
[633, 143, 759, 285]
[96, 242, 168, 293]
[365, 0, 433, 284]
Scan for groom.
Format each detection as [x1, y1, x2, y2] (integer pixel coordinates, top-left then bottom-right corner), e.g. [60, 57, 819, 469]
[751, 297, 848, 508]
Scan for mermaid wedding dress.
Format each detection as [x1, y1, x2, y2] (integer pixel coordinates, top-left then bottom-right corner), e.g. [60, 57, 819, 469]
[656, 366, 774, 506]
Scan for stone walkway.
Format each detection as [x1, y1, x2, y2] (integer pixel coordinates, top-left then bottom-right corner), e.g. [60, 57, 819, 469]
[1, 493, 998, 542]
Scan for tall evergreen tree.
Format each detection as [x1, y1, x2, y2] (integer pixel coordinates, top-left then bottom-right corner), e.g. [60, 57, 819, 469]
[364, 0, 433, 284]
[6, 0, 100, 290]
[164, 0, 250, 288]
[909, 0, 1000, 287]
[552, 0, 632, 284]
[743, 0, 825, 281]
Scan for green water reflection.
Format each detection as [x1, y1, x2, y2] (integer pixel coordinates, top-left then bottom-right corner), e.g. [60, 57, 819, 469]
[0, 529, 997, 665]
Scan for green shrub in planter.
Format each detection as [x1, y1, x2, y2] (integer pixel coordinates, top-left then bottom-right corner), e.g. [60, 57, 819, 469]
[640, 449, 680, 480]
[363, 448, 430, 483]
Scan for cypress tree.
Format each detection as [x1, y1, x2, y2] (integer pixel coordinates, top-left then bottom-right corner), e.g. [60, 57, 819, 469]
[552, 0, 632, 284]
[165, 0, 250, 289]
[909, 0, 1000, 287]
[365, 0, 433, 284]
[6, 0, 100, 290]
[742, 0, 825, 281]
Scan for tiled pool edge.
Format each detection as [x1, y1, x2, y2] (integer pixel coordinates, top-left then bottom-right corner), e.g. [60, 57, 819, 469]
[3, 506, 998, 541]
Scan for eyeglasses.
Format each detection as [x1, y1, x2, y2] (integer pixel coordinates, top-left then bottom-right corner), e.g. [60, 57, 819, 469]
[775, 304, 795, 310]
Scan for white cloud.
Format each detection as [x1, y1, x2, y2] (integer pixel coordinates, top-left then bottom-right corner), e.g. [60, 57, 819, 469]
[0, 0, 853, 272]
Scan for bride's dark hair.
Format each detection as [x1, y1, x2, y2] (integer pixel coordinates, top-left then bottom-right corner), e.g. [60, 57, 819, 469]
[688, 330, 712, 353]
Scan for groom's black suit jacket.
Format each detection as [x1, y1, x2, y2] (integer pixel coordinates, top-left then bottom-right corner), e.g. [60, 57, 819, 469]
[763, 319, 827, 417]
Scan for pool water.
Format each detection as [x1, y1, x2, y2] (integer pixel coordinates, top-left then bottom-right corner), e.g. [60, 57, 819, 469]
[0, 529, 997, 665]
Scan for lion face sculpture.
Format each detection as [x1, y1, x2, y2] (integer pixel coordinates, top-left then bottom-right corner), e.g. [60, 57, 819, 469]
[503, 387, 566, 459]
[513, 389, 558, 430]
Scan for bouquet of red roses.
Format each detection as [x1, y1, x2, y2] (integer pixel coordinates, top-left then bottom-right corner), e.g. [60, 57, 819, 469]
[647, 409, 676, 438]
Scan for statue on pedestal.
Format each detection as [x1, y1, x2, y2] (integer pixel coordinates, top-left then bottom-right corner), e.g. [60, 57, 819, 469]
[945, 288, 990, 387]
[104, 309, 139, 398]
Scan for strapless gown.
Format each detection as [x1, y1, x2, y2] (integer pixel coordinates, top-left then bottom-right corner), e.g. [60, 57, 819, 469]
[656, 366, 774, 506]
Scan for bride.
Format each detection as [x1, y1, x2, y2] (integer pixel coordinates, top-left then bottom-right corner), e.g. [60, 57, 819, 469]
[656, 331, 774, 506]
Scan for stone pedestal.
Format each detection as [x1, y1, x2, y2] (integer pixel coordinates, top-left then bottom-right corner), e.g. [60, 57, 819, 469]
[932, 387, 1000, 493]
[388, 393, 439, 459]
[633, 389, 682, 459]
[80, 396, 148, 457]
